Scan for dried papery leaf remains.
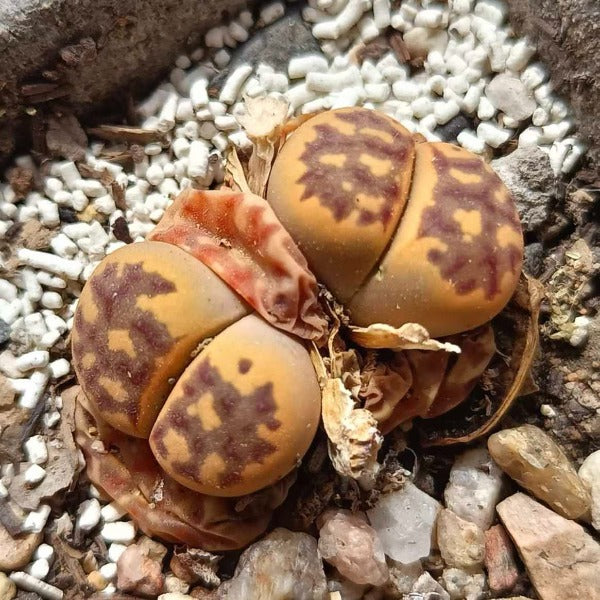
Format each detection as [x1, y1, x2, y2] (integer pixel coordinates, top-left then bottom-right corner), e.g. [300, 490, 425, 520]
[350, 322, 462, 353]
[235, 96, 290, 198]
[321, 378, 383, 490]
[419, 275, 544, 445]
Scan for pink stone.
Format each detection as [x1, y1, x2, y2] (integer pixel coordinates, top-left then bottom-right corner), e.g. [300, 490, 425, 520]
[497, 493, 600, 600]
[117, 543, 165, 597]
[318, 509, 389, 586]
[484, 524, 519, 594]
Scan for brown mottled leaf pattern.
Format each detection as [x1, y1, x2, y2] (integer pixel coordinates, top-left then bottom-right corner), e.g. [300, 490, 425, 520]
[72, 262, 177, 429]
[151, 357, 281, 490]
[297, 110, 413, 226]
[419, 147, 522, 299]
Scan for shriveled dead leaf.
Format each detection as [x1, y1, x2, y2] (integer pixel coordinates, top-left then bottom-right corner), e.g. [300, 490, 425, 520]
[236, 95, 289, 139]
[234, 96, 289, 198]
[361, 352, 412, 426]
[74, 387, 290, 550]
[425, 324, 497, 418]
[419, 275, 544, 445]
[349, 322, 461, 353]
[321, 377, 382, 490]
[225, 147, 252, 194]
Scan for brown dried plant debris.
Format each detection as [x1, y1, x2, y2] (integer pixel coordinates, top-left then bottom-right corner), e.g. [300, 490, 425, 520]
[87, 125, 166, 145]
[234, 95, 290, 198]
[1, 219, 54, 277]
[46, 112, 88, 161]
[542, 238, 597, 342]
[48, 532, 94, 599]
[419, 275, 544, 445]
[349, 322, 461, 353]
[170, 547, 222, 588]
[227, 96, 315, 198]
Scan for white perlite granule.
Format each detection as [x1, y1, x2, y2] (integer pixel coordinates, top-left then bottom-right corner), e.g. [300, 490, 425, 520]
[0, 0, 587, 591]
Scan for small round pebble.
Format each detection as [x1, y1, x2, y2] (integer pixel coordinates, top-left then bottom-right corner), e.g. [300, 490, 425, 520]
[108, 543, 128, 564]
[24, 464, 46, 485]
[26, 558, 50, 580]
[101, 521, 136, 544]
[78, 498, 102, 532]
[99, 562, 118, 581]
[87, 571, 108, 591]
[101, 501, 127, 523]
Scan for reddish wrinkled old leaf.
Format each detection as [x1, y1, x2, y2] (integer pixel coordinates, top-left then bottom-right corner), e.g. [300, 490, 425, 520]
[73, 387, 294, 551]
[418, 275, 543, 445]
[149, 188, 327, 341]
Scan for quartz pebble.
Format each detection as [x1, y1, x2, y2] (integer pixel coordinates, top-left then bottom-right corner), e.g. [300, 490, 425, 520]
[488, 425, 591, 520]
[318, 509, 388, 586]
[117, 543, 165, 597]
[87, 571, 108, 591]
[444, 447, 505, 531]
[0, 524, 42, 571]
[441, 568, 486, 600]
[498, 493, 600, 600]
[579, 450, 600, 531]
[437, 509, 485, 569]
[484, 524, 519, 594]
[367, 482, 441, 563]
[218, 528, 327, 600]
[327, 578, 366, 600]
[485, 74, 537, 121]
[412, 572, 450, 600]
[383, 560, 423, 596]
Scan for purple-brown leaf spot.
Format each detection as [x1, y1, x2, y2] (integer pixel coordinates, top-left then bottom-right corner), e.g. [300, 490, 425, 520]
[151, 357, 281, 489]
[238, 358, 252, 374]
[297, 110, 413, 226]
[418, 147, 522, 299]
[73, 262, 178, 428]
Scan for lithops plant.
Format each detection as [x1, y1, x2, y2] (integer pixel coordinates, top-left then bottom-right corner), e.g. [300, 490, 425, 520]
[73, 188, 324, 549]
[267, 107, 524, 337]
[72, 107, 526, 549]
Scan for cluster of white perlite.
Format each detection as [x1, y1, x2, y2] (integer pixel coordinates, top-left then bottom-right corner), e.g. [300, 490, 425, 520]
[0, 0, 587, 595]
